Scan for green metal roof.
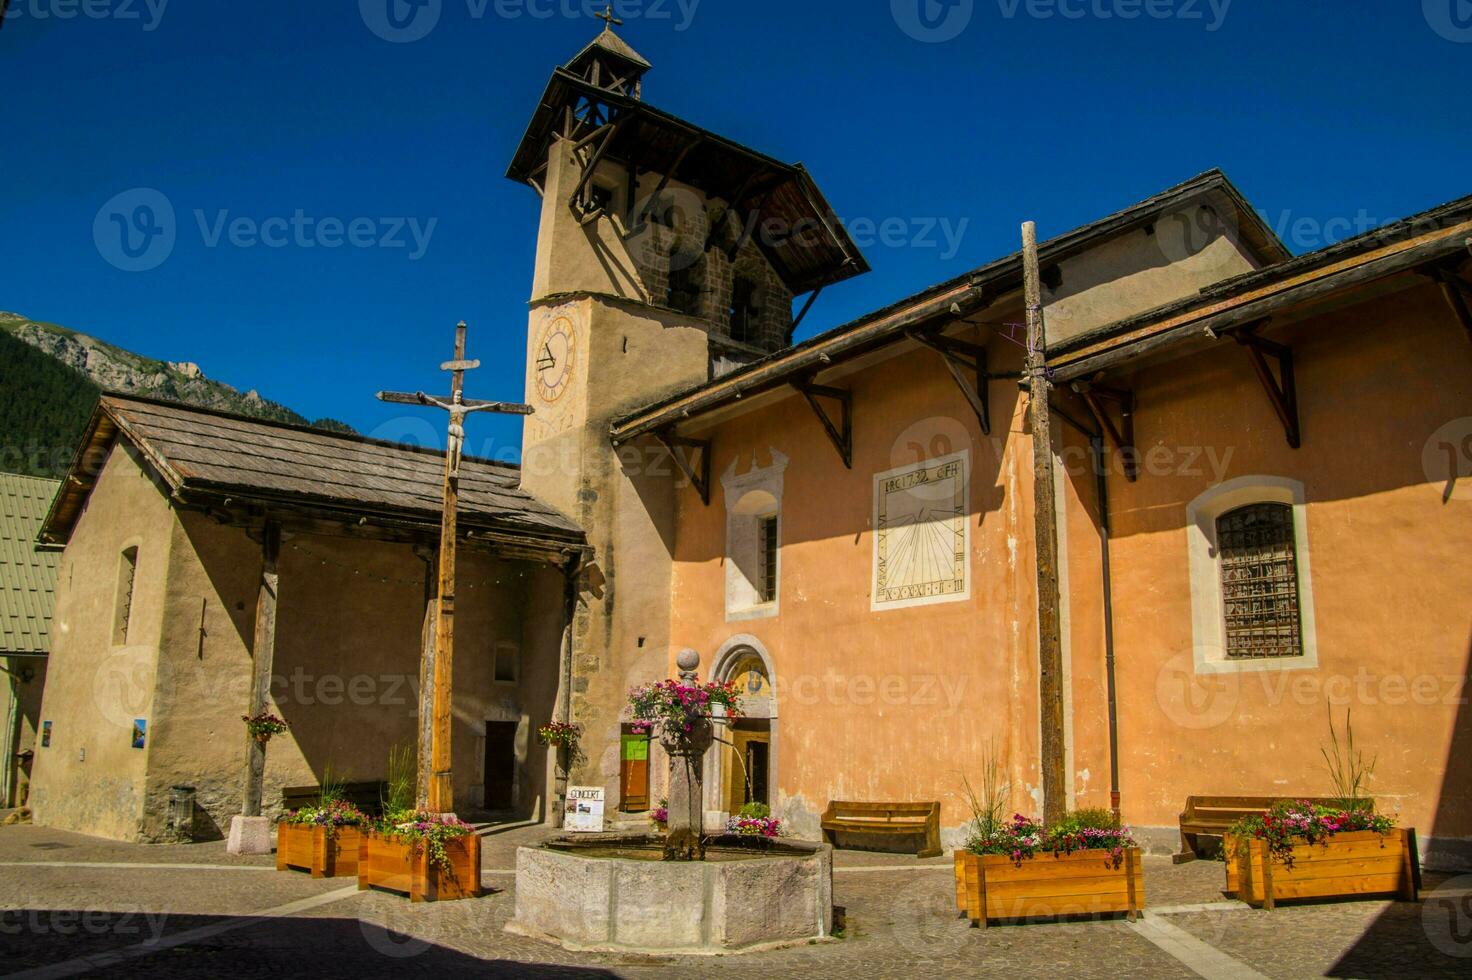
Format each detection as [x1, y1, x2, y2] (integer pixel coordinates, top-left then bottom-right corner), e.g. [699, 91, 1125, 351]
[0, 472, 59, 655]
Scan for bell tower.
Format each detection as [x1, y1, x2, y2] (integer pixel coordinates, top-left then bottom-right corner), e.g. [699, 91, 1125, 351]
[505, 18, 867, 810]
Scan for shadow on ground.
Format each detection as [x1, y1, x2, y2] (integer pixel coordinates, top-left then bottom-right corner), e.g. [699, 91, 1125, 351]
[0, 909, 617, 979]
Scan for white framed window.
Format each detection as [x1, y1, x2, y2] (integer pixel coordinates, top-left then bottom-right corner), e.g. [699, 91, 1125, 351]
[1186, 476, 1318, 674]
[722, 451, 788, 622]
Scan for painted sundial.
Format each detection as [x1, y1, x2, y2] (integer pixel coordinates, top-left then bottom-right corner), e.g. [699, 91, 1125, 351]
[872, 451, 970, 610]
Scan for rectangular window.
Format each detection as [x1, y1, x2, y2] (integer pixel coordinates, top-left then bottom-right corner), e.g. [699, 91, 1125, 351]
[1216, 503, 1302, 659]
[729, 277, 759, 346]
[493, 642, 519, 684]
[112, 547, 138, 646]
[756, 515, 778, 604]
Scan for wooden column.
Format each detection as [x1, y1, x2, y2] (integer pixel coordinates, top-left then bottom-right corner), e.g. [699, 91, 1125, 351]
[1022, 221, 1067, 826]
[241, 520, 282, 818]
[413, 545, 438, 812]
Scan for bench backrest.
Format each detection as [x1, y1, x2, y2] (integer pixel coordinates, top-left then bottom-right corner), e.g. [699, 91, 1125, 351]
[282, 780, 388, 814]
[1183, 795, 1372, 824]
[823, 801, 939, 821]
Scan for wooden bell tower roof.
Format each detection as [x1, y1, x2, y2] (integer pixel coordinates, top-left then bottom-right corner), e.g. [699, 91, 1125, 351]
[506, 26, 870, 296]
[566, 24, 652, 78]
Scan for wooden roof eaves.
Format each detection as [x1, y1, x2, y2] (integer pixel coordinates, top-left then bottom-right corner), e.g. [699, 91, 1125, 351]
[504, 70, 869, 293]
[1050, 214, 1472, 381]
[174, 482, 585, 546]
[37, 394, 582, 550]
[604, 171, 1329, 442]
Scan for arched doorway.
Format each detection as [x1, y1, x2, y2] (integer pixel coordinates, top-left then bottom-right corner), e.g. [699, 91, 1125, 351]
[704, 636, 778, 828]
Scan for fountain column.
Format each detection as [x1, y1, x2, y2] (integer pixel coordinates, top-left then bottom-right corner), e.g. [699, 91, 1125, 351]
[662, 649, 712, 861]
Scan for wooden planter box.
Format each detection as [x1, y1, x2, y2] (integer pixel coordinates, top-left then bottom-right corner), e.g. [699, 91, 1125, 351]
[955, 848, 1143, 927]
[276, 823, 362, 878]
[357, 831, 481, 902]
[1228, 828, 1418, 909]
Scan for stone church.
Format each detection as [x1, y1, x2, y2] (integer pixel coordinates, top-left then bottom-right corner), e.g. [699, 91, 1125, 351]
[29, 25, 1472, 866]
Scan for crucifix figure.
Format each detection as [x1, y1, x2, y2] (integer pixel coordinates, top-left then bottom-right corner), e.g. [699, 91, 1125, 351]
[377, 320, 534, 815]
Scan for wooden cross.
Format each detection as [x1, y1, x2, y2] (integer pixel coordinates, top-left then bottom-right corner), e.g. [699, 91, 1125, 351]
[376, 320, 533, 815]
[595, 4, 622, 27]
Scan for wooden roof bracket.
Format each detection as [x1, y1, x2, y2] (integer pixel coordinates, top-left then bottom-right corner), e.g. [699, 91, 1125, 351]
[785, 286, 825, 345]
[1420, 262, 1472, 345]
[908, 328, 992, 435]
[1230, 319, 1300, 449]
[792, 377, 852, 469]
[703, 167, 767, 254]
[653, 429, 711, 506]
[569, 116, 627, 218]
[1072, 376, 1138, 481]
[629, 136, 702, 235]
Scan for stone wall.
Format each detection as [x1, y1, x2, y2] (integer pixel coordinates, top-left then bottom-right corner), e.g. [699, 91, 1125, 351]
[28, 444, 176, 840]
[31, 439, 567, 841]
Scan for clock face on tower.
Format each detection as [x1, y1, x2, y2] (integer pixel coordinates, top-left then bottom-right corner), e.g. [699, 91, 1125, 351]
[533, 316, 577, 403]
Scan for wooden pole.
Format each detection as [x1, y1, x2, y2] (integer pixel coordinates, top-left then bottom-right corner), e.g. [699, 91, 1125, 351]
[376, 320, 533, 816]
[1022, 221, 1067, 826]
[427, 324, 468, 816]
[413, 544, 438, 812]
[242, 520, 282, 817]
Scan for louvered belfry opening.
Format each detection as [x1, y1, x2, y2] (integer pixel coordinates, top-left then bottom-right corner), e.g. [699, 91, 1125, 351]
[1216, 502, 1302, 659]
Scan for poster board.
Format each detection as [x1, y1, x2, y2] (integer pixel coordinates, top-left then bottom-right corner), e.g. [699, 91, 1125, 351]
[565, 785, 605, 832]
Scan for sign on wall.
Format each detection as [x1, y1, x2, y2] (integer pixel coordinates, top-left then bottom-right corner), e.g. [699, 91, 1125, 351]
[565, 785, 605, 832]
[872, 450, 971, 611]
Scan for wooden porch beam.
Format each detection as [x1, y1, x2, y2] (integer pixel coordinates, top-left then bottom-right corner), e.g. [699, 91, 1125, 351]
[241, 520, 282, 818]
[792, 380, 852, 469]
[654, 431, 712, 506]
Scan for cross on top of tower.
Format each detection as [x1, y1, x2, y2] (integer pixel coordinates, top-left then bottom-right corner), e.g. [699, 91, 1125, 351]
[594, 4, 621, 28]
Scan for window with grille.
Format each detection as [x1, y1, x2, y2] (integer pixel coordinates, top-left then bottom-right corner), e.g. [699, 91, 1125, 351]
[1215, 503, 1301, 659]
[113, 546, 138, 646]
[756, 515, 778, 604]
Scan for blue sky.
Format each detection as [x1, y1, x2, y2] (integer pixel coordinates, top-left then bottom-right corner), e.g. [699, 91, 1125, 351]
[3, 0, 1469, 459]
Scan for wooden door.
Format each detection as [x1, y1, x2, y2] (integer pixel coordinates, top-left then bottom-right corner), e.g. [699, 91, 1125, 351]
[745, 739, 769, 806]
[483, 721, 517, 811]
[619, 730, 649, 810]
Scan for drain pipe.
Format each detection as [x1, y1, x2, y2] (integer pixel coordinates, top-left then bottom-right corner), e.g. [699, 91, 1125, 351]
[1090, 435, 1122, 824]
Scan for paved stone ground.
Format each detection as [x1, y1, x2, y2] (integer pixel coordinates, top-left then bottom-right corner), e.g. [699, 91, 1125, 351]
[1, 822, 1468, 978]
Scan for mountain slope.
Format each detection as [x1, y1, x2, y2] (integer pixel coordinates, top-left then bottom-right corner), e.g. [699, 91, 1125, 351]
[0, 311, 352, 478]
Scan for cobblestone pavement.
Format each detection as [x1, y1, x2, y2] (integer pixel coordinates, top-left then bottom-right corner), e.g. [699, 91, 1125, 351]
[2, 823, 1468, 978]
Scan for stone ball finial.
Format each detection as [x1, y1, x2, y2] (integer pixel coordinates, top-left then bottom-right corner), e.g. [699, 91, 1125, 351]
[675, 649, 700, 672]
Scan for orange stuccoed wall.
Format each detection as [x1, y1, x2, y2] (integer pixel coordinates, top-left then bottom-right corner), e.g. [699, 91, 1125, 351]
[665, 281, 1472, 859]
[668, 340, 1048, 842]
[1067, 284, 1472, 858]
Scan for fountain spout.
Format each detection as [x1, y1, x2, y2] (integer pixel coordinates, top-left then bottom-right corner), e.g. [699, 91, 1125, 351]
[662, 649, 711, 860]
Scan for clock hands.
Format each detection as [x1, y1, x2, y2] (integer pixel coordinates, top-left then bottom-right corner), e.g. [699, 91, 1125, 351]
[536, 343, 557, 372]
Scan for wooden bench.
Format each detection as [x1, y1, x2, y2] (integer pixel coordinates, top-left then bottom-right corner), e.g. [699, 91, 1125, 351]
[821, 801, 941, 858]
[1177, 795, 1369, 863]
[282, 781, 388, 815]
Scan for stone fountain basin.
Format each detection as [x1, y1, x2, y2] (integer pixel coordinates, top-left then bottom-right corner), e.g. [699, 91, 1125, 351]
[506, 834, 833, 954]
